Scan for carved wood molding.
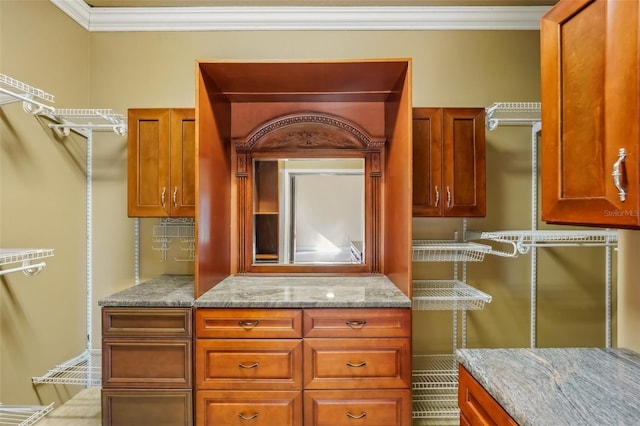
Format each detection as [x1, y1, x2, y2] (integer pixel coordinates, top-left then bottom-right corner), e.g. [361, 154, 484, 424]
[233, 112, 386, 152]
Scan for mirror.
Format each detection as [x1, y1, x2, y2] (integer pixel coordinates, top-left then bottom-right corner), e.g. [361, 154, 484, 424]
[253, 158, 365, 265]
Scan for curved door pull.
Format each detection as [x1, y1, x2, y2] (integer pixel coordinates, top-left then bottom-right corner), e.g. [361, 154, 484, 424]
[346, 361, 367, 367]
[238, 362, 259, 369]
[612, 148, 627, 202]
[161, 186, 166, 208]
[346, 412, 367, 419]
[345, 320, 367, 328]
[238, 413, 259, 421]
[238, 320, 259, 328]
[172, 186, 178, 208]
[434, 185, 440, 207]
[446, 186, 452, 208]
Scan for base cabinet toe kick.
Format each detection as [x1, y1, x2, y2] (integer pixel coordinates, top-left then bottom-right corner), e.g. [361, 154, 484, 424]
[195, 308, 412, 426]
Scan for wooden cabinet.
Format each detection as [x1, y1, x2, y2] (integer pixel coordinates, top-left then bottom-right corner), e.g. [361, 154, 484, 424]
[458, 365, 517, 426]
[195, 307, 411, 426]
[412, 108, 486, 217]
[127, 108, 196, 217]
[101, 307, 193, 426]
[540, 0, 640, 228]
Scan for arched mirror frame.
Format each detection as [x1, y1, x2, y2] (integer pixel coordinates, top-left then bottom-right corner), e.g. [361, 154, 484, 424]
[231, 112, 387, 274]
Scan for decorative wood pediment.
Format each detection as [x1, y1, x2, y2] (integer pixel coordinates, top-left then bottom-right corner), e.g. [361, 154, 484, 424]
[233, 112, 386, 152]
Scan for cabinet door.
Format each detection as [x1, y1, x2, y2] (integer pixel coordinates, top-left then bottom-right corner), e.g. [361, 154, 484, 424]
[170, 108, 196, 217]
[442, 108, 486, 217]
[128, 108, 171, 217]
[541, 0, 640, 227]
[412, 108, 443, 216]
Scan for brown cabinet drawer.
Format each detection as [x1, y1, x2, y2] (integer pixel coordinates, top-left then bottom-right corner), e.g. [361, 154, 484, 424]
[303, 308, 410, 338]
[197, 390, 302, 426]
[304, 389, 412, 426]
[458, 365, 518, 426]
[196, 339, 302, 390]
[196, 308, 302, 338]
[102, 338, 192, 388]
[304, 338, 411, 389]
[102, 389, 192, 426]
[102, 308, 192, 338]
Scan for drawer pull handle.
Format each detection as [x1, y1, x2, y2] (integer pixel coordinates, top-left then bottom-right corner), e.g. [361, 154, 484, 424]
[238, 362, 259, 369]
[238, 320, 259, 328]
[238, 413, 259, 421]
[346, 361, 367, 368]
[345, 320, 367, 328]
[346, 412, 367, 419]
[612, 148, 628, 201]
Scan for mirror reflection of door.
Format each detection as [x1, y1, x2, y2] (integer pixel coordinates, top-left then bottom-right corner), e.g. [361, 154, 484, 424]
[288, 172, 364, 263]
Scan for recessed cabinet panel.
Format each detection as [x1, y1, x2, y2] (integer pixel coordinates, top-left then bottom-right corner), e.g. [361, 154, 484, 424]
[304, 389, 412, 426]
[541, 0, 640, 227]
[102, 389, 193, 426]
[303, 308, 411, 338]
[197, 390, 302, 426]
[102, 308, 192, 338]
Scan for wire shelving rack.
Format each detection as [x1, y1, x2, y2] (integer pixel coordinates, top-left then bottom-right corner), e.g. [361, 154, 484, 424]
[0, 403, 55, 426]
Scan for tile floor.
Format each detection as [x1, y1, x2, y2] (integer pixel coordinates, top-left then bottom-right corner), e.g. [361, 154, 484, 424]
[36, 387, 100, 426]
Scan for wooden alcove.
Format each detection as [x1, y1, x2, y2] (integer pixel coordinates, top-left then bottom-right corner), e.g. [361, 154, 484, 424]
[195, 59, 413, 297]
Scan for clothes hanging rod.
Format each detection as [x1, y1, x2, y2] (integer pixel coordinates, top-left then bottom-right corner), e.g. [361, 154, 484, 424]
[0, 261, 47, 277]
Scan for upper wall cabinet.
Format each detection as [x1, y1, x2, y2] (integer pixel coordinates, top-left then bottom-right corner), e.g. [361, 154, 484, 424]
[541, 0, 640, 228]
[412, 107, 486, 217]
[128, 108, 196, 218]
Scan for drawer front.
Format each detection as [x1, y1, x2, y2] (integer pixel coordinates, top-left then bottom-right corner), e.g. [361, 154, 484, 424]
[304, 338, 411, 389]
[102, 338, 192, 388]
[303, 308, 410, 338]
[197, 390, 302, 426]
[196, 339, 302, 390]
[196, 308, 302, 338]
[304, 389, 412, 426]
[102, 308, 192, 338]
[102, 389, 192, 426]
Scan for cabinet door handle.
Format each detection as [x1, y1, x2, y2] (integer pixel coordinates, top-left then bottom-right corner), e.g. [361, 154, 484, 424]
[238, 362, 259, 369]
[173, 186, 178, 208]
[238, 320, 259, 328]
[346, 412, 367, 419]
[345, 320, 367, 328]
[434, 185, 440, 207]
[346, 361, 367, 367]
[446, 186, 452, 208]
[612, 148, 627, 202]
[238, 413, 259, 420]
[161, 186, 166, 208]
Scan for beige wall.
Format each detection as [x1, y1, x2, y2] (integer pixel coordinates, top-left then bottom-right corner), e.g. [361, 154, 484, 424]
[0, 0, 617, 406]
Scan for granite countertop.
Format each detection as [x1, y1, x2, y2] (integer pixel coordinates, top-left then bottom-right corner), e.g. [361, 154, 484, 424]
[456, 347, 640, 426]
[98, 275, 195, 307]
[194, 274, 411, 308]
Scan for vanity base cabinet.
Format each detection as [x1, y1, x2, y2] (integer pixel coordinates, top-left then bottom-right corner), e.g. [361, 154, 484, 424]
[195, 307, 411, 426]
[101, 307, 193, 426]
[458, 365, 517, 426]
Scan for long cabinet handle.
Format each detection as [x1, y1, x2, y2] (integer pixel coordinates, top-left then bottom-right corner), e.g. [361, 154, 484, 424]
[346, 412, 367, 419]
[446, 186, 452, 208]
[161, 186, 166, 208]
[238, 413, 259, 420]
[346, 361, 367, 367]
[434, 185, 440, 207]
[612, 148, 627, 202]
[173, 186, 178, 208]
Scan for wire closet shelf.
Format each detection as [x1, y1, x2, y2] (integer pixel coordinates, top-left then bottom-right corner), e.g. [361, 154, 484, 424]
[412, 280, 492, 311]
[0, 403, 55, 426]
[32, 349, 101, 386]
[412, 240, 491, 262]
[0, 248, 54, 276]
[412, 354, 460, 424]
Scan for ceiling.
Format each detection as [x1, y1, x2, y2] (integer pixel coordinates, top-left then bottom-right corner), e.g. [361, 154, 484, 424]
[85, 0, 557, 6]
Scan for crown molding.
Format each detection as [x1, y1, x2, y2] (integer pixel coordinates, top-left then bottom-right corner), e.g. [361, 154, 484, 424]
[50, 0, 550, 32]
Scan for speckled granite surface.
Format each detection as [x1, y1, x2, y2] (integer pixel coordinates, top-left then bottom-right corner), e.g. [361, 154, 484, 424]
[194, 274, 411, 308]
[456, 347, 640, 426]
[98, 275, 194, 307]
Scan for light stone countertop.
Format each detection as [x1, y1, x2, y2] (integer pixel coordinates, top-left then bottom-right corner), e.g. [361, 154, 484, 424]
[456, 347, 640, 426]
[98, 275, 195, 307]
[194, 274, 411, 308]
